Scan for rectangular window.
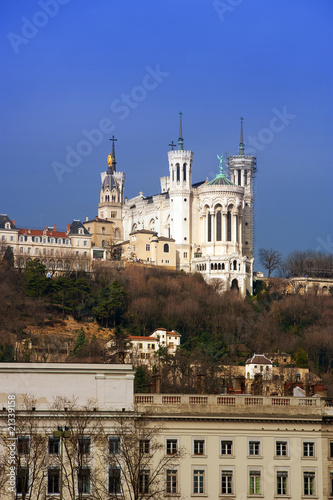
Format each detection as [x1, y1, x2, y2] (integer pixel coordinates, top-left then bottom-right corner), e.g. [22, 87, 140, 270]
[330, 441, 333, 458]
[276, 441, 288, 457]
[139, 470, 149, 494]
[146, 244, 150, 251]
[166, 469, 178, 494]
[78, 467, 90, 494]
[227, 211, 231, 241]
[48, 437, 60, 454]
[330, 471, 333, 496]
[140, 439, 150, 455]
[221, 440, 233, 456]
[207, 213, 211, 242]
[221, 470, 233, 494]
[169, 342, 174, 349]
[16, 466, 29, 495]
[109, 467, 121, 494]
[83, 240, 87, 246]
[166, 439, 178, 455]
[249, 470, 261, 495]
[249, 440, 261, 456]
[18, 436, 29, 455]
[193, 469, 204, 494]
[276, 471, 288, 496]
[133, 245, 135, 252]
[184, 252, 188, 258]
[303, 442, 315, 457]
[48, 467, 60, 494]
[193, 439, 205, 455]
[303, 471, 315, 496]
[78, 437, 91, 454]
[109, 436, 120, 454]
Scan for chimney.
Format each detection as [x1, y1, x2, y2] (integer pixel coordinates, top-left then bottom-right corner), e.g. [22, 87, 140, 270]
[95, 216, 98, 221]
[54, 224, 56, 231]
[86, 216, 89, 222]
[66, 224, 70, 233]
[12, 220, 15, 225]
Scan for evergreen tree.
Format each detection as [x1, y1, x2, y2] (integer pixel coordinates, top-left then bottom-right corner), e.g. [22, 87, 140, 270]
[2, 246, 14, 267]
[73, 328, 87, 356]
[134, 365, 149, 393]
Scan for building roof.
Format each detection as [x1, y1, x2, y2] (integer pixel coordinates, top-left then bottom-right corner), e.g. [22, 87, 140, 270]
[129, 336, 157, 341]
[0, 214, 17, 230]
[153, 328, 181, 337]
[207, 174, 236, 186]
[102, 173, 118, 191]
[68, 220, 90, 235]
[84, 218, 114, 224]
[246, 354, 273, 365]
[19, 228, 69, 238]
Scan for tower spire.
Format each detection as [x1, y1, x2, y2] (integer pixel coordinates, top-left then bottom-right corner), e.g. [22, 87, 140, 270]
[239, 116, 244, 156]
[109, 135, 117, 173]
[178, 112, 184, 151]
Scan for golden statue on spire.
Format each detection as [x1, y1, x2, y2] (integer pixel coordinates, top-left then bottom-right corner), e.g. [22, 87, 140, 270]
[108, 154, 114, 167]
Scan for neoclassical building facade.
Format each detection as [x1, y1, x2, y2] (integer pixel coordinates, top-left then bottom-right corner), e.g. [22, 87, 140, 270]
[97, 118, 256, 295]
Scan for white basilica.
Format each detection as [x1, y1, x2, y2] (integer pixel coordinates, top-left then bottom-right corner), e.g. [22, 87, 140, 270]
[96, 117, 256, 296]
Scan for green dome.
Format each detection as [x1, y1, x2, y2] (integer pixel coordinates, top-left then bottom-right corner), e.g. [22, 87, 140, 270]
[207, 174, 236, 186]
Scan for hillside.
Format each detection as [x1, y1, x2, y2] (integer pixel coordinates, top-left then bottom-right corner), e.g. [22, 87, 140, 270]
[0, 259, 333, 392]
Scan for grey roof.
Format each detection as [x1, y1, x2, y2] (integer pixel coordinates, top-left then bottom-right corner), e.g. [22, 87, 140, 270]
[207, 174, 236, 187]
[102, 174, 118, 191]
[0, 214, 17, 230]
[68, 220, 90, 235]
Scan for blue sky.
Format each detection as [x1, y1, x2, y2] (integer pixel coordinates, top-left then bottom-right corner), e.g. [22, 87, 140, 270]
[1, 0, 332, 268]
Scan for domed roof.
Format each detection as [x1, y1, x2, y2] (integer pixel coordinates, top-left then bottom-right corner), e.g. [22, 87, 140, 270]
[207, 174, 236, 186]
[102, 173, 118, 191]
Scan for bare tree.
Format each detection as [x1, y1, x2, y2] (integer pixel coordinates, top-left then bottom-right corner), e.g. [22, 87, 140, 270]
[258, 248, 283, 277]
[0, 394, 48, 500]
[104, 411, 184, 500]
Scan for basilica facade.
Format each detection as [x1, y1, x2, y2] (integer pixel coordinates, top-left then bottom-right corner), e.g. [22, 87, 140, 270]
[96, 118, 256, 295]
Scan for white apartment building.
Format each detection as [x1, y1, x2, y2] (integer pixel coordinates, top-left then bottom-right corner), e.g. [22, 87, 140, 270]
[1, 363, 333, 499]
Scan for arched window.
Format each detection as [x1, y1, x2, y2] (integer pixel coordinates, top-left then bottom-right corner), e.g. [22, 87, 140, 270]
[102, 240, 105, 247]
[65, 260, 70, 270]
[207, 213, 211, 242]
[233, 260, 237, 270]
[183, 163, 187, 181]
[211, 263, 214, 270]
[218, 263, 221, 270]
[49, 260, 55, 270]
[132, 224, 137, 232]
[214, 263, 217, 270]
[216, 211, 222, 241]
[114, 228, 120, 239]
[227, 211, 232, 241]
[176, 163, 180, 182]
[57, 260, 63, 270]
[235, 215, 238, 242]
[163, 244, 169, 253]
[222, 263, 225, 270]
[101, 227, 106, 235]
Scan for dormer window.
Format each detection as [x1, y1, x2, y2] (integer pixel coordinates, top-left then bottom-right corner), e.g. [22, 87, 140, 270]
[5, 222, 10, 229]
[78, 228, 84, 235]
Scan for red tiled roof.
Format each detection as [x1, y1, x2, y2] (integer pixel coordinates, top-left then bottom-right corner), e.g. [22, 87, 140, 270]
[18, 228, 69, 238]
[129, 336, 156, 341]
[154, 328, 181, 337]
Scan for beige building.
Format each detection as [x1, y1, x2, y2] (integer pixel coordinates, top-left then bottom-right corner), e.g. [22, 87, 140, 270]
[1, 363, 333, 498]
[115, 229, 176, 268]
[0, 215, 92, 274]
[83, 216, 114, 260]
